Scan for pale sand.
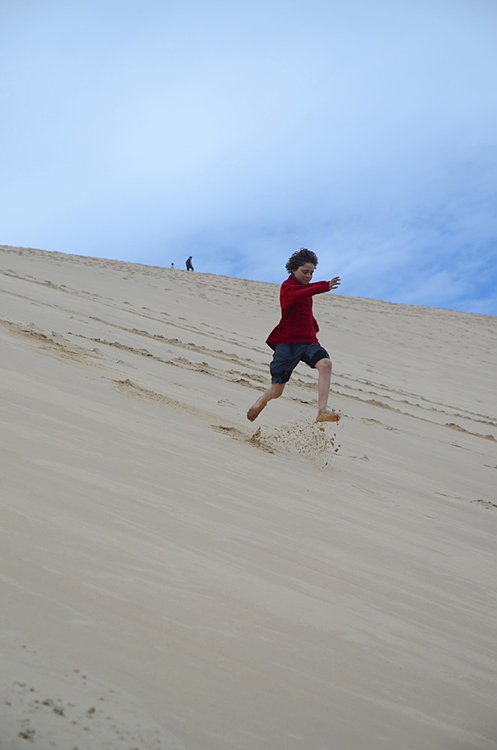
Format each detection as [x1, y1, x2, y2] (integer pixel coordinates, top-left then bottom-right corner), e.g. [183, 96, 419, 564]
[1, 244, 496, 749]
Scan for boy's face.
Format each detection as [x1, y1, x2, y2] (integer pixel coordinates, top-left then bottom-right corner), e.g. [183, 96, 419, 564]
[293, 262, 315, 284]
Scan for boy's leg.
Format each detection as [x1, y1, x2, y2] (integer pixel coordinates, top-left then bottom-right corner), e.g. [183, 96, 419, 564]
[247, 383, 285, 422]
[247, 343, 297, 422]
[314, 358, 341, 422]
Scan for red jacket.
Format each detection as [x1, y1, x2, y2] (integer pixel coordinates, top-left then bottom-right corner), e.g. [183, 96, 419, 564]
[266, 274, 330, 349]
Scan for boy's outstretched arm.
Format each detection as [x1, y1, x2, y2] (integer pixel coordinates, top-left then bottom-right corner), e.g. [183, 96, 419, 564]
[281, 276, 341, 306]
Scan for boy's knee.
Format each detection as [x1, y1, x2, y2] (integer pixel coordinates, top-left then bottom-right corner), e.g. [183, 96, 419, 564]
[317, 357, 332, 372]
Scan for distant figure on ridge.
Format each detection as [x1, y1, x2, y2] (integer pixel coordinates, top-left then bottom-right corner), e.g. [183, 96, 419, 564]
[170, 262, 175, 268]
[247, 248, 341, 424]
[186, 256, 194, 271]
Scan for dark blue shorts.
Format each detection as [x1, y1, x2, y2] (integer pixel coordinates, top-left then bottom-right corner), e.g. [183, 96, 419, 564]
[269, 343, 330, 384]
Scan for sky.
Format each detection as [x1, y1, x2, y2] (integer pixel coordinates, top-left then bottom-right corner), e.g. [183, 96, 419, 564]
[1, 0, 496, 315]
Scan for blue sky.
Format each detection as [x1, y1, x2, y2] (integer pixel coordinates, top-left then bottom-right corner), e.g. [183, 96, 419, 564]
[1, 0, 496, 314]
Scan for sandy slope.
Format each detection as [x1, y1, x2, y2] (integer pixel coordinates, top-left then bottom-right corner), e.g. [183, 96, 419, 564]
[1, 244, 496, 750]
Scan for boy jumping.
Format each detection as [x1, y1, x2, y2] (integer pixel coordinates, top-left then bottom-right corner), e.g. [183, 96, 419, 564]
[247, 248, 341, 423]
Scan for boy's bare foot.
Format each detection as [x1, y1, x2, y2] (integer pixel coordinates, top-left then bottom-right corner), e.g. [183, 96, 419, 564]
[247, 402, 266, 422]
[316, 409, 341, 423]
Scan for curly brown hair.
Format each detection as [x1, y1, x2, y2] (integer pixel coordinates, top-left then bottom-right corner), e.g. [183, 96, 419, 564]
[285, 248, 318, 273]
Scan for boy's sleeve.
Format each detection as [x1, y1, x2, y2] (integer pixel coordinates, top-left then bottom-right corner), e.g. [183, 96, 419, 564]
[281, 280, 330, 306]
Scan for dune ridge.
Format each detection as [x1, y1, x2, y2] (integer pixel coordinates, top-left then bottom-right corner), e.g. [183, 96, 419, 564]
[1, 244, 496, 749]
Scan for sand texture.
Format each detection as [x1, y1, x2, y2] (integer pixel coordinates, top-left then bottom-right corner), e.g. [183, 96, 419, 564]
[1, 244, 496, 749]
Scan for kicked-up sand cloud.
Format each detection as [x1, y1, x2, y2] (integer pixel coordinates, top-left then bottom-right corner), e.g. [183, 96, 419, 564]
[1, 245, 496, 749]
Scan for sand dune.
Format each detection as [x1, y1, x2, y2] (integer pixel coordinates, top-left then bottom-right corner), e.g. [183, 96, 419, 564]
[1, 244, 496, 749]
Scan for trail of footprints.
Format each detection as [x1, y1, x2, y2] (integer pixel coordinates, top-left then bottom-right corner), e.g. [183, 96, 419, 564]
[3, 307, 496, 447]
[2, 257, 495, 449]
[3, 660, 168, 750]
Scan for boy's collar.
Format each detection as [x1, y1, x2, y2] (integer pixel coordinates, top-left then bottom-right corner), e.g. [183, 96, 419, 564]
[290, 273, 304, 285]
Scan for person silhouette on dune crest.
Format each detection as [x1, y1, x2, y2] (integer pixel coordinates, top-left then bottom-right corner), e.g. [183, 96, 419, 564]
[247, 248, 341, 424]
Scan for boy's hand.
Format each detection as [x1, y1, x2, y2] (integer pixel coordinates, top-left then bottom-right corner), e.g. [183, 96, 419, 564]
[329, 276, 341, 291]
